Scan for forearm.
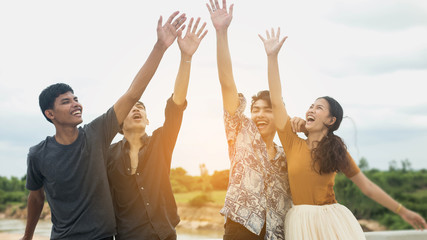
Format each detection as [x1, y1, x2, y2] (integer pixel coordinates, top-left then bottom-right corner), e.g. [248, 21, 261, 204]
[267, 55, 288, 130]
[114, 42, 167, 124]
[216, 30, 238, 114]
[126, 41, 167, 101]
[172, 54, 192, 106]
[366, 183, 404, 214]
[22, 191, 45, 239]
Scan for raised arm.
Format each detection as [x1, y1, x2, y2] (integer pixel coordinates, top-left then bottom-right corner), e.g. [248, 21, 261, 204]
[206, 0, 239, 115]
[351, 172, 427, 230]
[113, 11, 186, 125]
[259, 28, 289, 131]
[173, 17, 208, 105]
[20, 188, 45, 240]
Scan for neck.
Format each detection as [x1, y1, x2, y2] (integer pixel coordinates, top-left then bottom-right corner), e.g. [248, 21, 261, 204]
[262, 134, 275, 150]
[123, 130, 146, 149]
[54, 126, 79, 145]
[307, 129, 328, 149]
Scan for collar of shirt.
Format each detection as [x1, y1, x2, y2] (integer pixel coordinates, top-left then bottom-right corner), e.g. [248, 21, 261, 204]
[121, 133, 151, 175]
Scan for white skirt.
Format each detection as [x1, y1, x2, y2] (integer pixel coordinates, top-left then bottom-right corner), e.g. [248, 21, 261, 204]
[285, 203, 366, 240]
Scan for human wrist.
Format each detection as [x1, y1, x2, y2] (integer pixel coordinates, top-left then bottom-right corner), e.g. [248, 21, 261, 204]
[215, 28, 229, 35]
[181, 54, 192, 63]
[154, 40, 168, 53]
[267, 54, 279, 61]
[395, 203, 405, 215]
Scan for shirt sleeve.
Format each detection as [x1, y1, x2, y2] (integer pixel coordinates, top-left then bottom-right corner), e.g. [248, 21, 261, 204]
[343, 152, 361, 178]
[223, 93, 246, 147]
[26, 148, 43, 191]
[160, 95, 187, 166]
[277, 117, 299, 154]
[85, 106, 120, 149]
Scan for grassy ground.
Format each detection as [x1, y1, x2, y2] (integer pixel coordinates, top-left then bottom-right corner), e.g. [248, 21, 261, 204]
[174, 190, 226, 205]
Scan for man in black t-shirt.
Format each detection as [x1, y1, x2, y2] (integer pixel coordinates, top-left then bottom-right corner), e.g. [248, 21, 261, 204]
[107, 17, 207, 240]
[21, 11, 187, 240]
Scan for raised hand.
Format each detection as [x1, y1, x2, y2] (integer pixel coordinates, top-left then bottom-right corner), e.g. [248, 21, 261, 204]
[259, 27, 288, 57]
[206, 0, 234, 31]
[177, 17, 208, 58]
[157, 11, 187, 50]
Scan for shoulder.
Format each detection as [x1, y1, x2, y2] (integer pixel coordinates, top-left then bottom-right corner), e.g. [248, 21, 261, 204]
[109, 140, 123, 153]
[28, 137, 51, 157]
[84, 106, 117, 129]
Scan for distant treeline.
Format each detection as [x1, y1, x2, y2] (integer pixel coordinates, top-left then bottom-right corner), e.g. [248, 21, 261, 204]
[0, 175, 27, 211]
[0, 158, 426, 230]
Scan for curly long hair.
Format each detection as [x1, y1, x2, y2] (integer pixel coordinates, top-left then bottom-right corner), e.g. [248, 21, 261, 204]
[311, 96, 350, 175]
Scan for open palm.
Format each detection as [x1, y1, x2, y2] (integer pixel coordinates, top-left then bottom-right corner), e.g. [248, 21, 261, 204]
[206, 0, 233, 31]
[157, 11, 187, 49]
[259, 28, 288, 57]
[178, 18, 208, 57]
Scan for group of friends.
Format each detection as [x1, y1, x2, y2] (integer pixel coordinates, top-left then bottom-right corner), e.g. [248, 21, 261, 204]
[21, 1, 427, 239]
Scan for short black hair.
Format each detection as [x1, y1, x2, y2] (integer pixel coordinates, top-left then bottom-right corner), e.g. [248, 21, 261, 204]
[250, 90, 272, 112]
[39, 83, 74, 123]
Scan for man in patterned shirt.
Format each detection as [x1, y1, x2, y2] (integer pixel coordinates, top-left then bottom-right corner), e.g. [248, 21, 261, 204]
[206, 1, 292, 239]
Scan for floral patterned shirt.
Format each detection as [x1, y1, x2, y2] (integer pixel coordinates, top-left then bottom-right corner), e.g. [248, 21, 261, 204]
[220, 94, 292, 240]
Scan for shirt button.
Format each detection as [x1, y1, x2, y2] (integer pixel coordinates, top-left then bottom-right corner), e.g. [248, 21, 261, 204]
[146, 203, 149, 206]
[141, 187, 144, 190]
[136, 173, 140, 176]
[127, 168, 130, 171]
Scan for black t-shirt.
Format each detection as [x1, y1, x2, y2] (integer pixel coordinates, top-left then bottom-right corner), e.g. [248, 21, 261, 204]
[107, 97, 186, 240]
[26, 107, 119, 240]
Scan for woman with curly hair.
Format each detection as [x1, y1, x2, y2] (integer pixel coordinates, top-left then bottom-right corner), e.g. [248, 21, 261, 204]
[258, 27, 427, 239]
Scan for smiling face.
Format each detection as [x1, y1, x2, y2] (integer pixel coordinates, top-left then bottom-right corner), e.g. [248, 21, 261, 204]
[122, 102, 149, 134]
[251, 99, 276, 139]
[305, 98, 336, 133]
[44, 91, 83, 127]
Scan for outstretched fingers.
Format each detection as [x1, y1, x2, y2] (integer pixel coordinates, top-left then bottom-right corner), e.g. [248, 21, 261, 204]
[266, 30, 271, 39]
[157, 15, 163, 29]
[208, 0, 215, 12]
[279, 36, 288, 46]
[187, 18, 194, 34]
[196, 20, 207, 37]
[214, 0, 221, 10]
[199, 23, 208, 40]
[192, 17, 200, 34]
[173, 13, 187, 29]
[166, 11, 180, 25]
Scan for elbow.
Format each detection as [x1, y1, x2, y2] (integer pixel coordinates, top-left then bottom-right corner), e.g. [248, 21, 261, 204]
[28, 190, 45, 206]
[126, 90, 141, 103]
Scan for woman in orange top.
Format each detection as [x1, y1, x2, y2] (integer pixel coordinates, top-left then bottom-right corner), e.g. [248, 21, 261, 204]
[258, 28, 427, 239]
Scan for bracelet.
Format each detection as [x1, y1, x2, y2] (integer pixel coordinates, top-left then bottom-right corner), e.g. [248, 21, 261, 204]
[395, 203, 402, 213]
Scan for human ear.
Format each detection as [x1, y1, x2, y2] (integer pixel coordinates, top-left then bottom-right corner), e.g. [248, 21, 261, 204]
[45, 109, 54, 121]
[329, 117, 336, 126]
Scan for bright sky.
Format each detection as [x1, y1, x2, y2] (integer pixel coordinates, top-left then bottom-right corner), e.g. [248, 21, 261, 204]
[1, 0, 427, 178]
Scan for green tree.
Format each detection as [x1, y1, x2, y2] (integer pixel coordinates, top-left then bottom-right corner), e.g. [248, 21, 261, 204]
[210, 169, 229, 190]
